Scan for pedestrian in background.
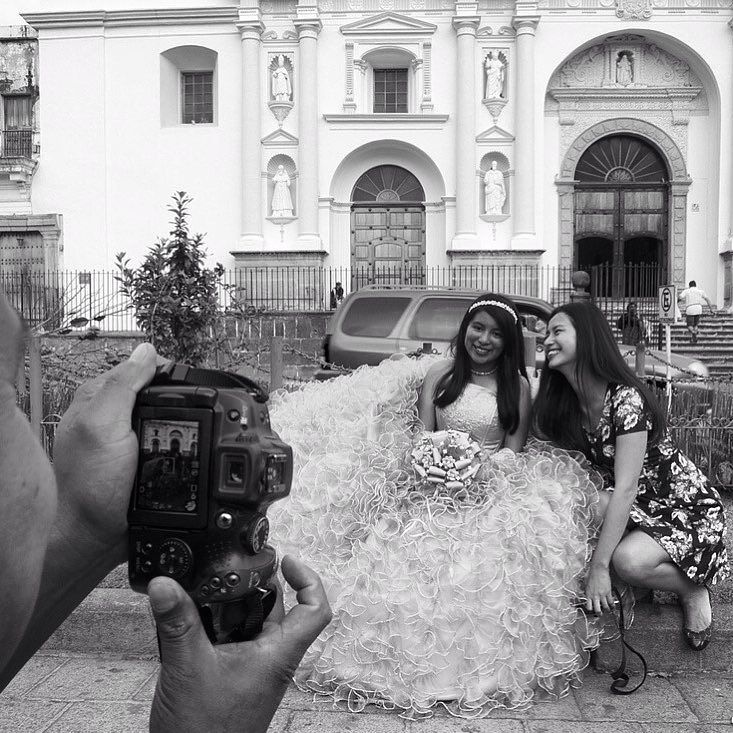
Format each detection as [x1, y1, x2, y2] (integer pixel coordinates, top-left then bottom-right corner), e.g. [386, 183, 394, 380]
[616, 302, 647, 346]
[329, 281, 344, 310]
[678, 280, 714, 343]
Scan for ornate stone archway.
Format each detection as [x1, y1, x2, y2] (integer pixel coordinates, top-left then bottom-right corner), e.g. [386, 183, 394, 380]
[556, 118, 690, 287]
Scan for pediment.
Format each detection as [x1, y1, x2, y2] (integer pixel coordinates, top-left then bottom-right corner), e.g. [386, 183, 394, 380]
[261, 128, 299, 147]
[476, 125, 514, 142]
[340, 13, 437, 37]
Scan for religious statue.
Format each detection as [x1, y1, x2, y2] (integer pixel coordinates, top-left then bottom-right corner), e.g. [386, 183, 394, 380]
[616, 52, 633, 86]
[271, 165, 294, 218]
[484, 51, 505, 100]
[484, 160, 506, 215]
[271, 55, 292, 102]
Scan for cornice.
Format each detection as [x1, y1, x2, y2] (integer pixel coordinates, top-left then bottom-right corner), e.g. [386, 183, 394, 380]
[21, 7, 237, 30]
[323, 113, 449, 126]
[549, 87, 703, 102]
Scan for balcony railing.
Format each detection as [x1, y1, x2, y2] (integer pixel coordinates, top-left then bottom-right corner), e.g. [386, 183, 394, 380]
[1, 129, 33, 158]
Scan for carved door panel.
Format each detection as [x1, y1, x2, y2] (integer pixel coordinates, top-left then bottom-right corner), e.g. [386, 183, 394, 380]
[350, 206, 426, 288]
[573, 135, 670, 299]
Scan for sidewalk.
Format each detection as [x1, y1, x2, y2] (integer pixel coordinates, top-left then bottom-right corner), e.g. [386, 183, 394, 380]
[1, 650, 731, 733]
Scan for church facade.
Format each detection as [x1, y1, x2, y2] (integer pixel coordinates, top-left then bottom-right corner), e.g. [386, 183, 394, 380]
[14, 0, 733, 306]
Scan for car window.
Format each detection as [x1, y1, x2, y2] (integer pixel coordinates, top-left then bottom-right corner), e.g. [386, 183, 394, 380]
[409, 298, 473, 342]
[341, 297, 411, 337]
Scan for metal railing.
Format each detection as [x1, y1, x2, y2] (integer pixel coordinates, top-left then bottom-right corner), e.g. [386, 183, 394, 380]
[0, 265, 575, 330]
[1, 129, 33, 158]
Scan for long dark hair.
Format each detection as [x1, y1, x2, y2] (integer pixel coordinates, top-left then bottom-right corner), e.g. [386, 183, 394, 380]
[532, 301, 665, 453]
[434, 293, 528, 434]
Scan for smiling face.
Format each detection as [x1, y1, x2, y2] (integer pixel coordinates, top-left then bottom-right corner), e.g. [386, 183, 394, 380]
[544, 312, 578, 372]
[464, 310, 505, 370]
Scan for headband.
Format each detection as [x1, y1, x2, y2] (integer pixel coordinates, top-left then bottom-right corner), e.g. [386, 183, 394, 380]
[468, 299, 518, 323]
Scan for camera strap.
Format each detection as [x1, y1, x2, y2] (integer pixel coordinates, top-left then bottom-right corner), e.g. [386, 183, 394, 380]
[196, 586, 279, 644]
[153, 362, 269, 403]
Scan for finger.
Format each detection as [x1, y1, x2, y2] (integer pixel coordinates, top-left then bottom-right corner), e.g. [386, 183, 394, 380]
[106, 342, 159, 395]
[276, 556, 331, 649]
[148, 576, 211, 668]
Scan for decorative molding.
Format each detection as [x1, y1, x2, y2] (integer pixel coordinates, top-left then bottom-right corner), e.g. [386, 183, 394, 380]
[323, 113, 449, 127]
[344, 41, 356, 112]
[268, 100, 294, 127]
[476, 125, 515, 142]
[22, 8, 237, 29]
[615, 0, 652, 19]
[340, 12, 437, 37]
[261, 128, 299, 147]
[421, 40, 433, 111]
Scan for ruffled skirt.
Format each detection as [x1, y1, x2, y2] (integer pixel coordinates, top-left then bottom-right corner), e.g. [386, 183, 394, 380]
[268, 357, 604, 719]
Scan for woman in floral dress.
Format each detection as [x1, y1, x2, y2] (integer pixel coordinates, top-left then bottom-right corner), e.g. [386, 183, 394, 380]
[534, 302, 729, 651]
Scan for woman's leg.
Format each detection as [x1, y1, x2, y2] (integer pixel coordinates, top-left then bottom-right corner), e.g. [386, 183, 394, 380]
[611, 530, 711, 632]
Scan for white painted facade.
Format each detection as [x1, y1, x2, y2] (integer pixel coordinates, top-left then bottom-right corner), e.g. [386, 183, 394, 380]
[8, 0, 733, 304]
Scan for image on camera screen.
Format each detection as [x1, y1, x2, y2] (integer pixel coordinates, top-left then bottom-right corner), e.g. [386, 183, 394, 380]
[137, 419, 201, 513]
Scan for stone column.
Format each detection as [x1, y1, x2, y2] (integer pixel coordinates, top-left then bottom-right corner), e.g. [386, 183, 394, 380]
[511, 16, 540, 247]
[294, 17, 322, 248]
[451, 15, 480, 249]
[237, 17, 265, 247]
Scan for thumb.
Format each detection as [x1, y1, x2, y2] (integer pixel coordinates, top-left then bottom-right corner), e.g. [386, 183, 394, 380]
[148, 577, 211, 667]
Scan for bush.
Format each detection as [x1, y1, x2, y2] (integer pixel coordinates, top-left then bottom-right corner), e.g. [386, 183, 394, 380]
[115, 192, 224, 365]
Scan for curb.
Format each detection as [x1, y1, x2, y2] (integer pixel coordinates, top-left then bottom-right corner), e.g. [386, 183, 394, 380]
[44, 587, 733, 674]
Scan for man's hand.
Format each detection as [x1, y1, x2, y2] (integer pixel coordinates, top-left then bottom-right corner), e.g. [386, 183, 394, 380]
[52, 342, 158, 562]
[0, 292, 57, 671]
[148, 555, 332, 733]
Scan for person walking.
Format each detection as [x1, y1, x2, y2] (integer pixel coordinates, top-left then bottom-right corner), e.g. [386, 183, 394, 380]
[678, 280, 714, 343]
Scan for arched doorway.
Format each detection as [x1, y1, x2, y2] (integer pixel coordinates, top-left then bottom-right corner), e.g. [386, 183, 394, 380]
[350, 165, 426, 287]
[574, 134, 669, 298]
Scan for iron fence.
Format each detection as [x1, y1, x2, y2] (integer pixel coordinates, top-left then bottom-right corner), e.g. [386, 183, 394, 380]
[1, 265, 575, 331]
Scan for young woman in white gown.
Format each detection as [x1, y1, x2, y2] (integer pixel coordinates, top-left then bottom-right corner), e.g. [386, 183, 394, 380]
[267, 294, 603, 719]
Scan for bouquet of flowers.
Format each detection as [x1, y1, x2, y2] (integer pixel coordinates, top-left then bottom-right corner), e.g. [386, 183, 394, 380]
[410, 429, 483, 497]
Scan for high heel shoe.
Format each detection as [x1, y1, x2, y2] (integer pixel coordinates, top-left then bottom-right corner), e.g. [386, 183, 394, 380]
[683, 586, 713, 652]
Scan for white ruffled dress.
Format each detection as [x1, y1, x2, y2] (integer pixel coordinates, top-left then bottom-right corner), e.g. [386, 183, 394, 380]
[268, 356, 603, 719]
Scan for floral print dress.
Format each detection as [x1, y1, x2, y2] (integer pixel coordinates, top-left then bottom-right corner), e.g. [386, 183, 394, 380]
[585, 383, 730, 587]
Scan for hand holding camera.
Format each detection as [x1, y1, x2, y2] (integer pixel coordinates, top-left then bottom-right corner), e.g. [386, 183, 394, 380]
[128, 362, 294, 642]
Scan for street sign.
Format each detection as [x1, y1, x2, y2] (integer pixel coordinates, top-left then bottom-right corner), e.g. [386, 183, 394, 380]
[658, 285, 676, 322]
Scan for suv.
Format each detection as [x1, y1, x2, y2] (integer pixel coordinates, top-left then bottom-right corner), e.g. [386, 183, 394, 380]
[316, 285, 710, 385]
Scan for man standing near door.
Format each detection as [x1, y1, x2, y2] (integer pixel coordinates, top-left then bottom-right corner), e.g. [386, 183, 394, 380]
[678, 280, 714, 343]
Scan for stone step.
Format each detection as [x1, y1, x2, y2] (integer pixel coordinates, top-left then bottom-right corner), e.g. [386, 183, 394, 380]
[594, 600, 733, 674]
[41, 587, 733, 674]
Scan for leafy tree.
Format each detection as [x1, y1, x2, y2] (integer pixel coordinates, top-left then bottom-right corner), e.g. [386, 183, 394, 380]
[115, 192, 224, 364]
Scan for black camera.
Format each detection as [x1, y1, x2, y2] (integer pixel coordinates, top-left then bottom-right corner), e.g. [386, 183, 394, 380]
[128, 363, 292, 643]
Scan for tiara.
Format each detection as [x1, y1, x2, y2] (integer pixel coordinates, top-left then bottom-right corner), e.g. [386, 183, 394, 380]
[468, 299, 518, 323]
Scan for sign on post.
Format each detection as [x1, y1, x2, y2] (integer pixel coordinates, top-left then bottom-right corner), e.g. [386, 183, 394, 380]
[657, 285, 676, 410]
[658, 285, 677, 322]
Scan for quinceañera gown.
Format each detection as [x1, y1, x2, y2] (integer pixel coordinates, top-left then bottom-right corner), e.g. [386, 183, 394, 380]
[268, 357, 603, 719]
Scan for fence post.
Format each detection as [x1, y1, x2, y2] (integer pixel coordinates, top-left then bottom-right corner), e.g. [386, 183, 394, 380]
[635, 341, 645, 378]
[569, 271, 591, 303]
[28, 334, 42, 439]
[270, 336, 283, 391]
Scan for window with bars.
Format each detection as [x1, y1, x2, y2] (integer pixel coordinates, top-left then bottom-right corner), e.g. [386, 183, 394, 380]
[373, 69, 408, 113]
[181, 71, 213, 124]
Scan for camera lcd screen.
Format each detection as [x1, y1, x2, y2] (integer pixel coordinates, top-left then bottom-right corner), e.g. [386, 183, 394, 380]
[136, 419, 201, 513]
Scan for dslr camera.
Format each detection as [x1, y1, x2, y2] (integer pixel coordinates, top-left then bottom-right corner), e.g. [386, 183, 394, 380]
[128, 363, 292, 643]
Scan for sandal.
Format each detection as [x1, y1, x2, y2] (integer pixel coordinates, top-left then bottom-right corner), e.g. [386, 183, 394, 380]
[683, 586, 713, 652]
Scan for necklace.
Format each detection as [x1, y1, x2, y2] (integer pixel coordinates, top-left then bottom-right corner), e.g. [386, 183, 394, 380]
[471, 366, 498, 376]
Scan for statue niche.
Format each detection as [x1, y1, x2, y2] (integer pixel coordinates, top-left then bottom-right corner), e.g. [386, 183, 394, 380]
[268, 54, 294, 127]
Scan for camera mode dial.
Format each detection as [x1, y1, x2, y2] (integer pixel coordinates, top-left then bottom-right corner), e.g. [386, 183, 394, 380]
[157, 538, 194, 579]
[241, 514, 269, 554]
